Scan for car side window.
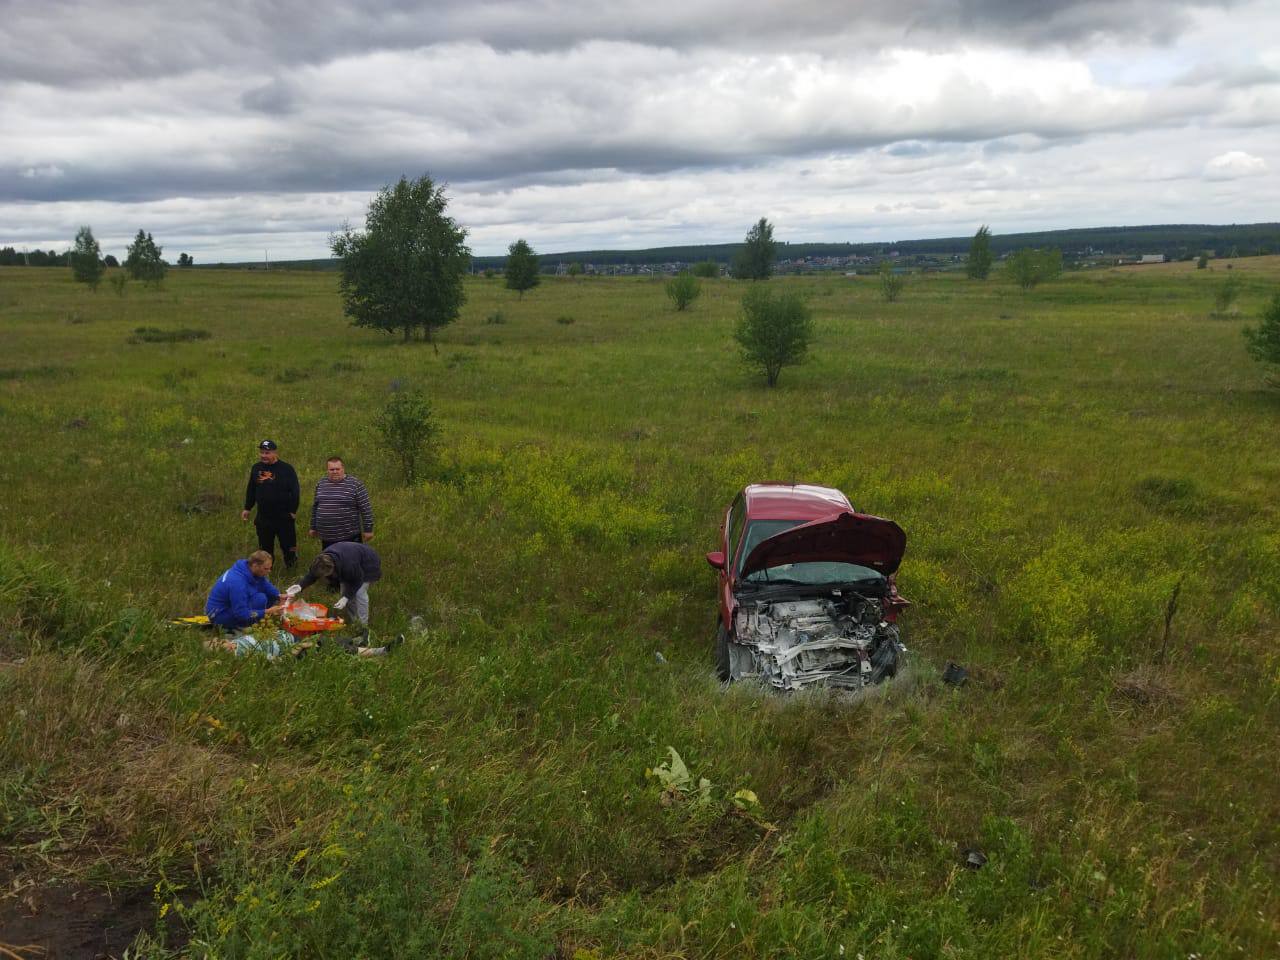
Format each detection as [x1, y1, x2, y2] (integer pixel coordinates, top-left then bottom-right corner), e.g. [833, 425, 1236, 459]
[726, 495, 746, 570]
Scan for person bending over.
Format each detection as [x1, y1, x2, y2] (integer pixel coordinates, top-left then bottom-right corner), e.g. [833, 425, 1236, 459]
[288, 541, 381, 627]
[206, 549, 286, 629]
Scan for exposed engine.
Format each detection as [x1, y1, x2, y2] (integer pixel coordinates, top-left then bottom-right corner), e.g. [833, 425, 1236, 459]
[729, 592, 903, 691]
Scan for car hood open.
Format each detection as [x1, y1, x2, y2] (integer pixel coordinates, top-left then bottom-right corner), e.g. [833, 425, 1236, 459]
[739, 511, 906, 579]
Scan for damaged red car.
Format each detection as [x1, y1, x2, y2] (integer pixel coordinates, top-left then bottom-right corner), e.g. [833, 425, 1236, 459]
[705, 483, 909, 690]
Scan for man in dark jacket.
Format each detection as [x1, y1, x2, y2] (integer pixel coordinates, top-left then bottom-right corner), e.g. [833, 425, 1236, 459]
[287, 541, 382, 626]
[206, 550, 286, 629]
[242, 439, 301, 569]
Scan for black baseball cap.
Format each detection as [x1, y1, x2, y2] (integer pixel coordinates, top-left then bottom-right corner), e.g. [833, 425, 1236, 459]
[258, 439, 277, 450]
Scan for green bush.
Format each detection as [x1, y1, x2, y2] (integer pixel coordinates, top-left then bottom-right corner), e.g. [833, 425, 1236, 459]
[1243, 293, 1280, 368]
[1006, 248, 1063, 290]
[665, 272, 701, 311]
[1214, 274, 1241, 315]
[374, 387, 440, 485]
[879, 261, 905, 302]
[733, 284, 813, 387]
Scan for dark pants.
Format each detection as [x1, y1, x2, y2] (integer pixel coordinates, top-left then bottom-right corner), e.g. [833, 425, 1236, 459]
[256, 514, 298, 568]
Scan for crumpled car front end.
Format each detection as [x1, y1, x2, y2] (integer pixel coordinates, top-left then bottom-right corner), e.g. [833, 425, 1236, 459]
[730, 589, 904, 690]
[722, 507, 908, 691]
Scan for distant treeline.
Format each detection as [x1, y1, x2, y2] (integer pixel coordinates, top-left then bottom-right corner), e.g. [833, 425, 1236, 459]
[486, 222, 1280, 269]
[0, 247, 70, 267]
[217, 222, 1280, 272]
[1, 246, 121, 268]
[7, 222, 1278, 271]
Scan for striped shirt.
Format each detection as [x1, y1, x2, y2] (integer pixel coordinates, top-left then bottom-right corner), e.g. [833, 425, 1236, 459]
[310, 475, 374, 541]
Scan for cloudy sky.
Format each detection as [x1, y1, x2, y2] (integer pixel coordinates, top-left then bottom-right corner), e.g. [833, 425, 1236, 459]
[3, 0, 1278, 261]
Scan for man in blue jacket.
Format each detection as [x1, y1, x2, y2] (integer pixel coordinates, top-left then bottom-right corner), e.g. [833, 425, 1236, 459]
[206, 550, 287, 629]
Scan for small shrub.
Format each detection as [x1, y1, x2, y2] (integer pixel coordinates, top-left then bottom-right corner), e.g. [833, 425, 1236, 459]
[665, 272, 701, 311]
[691, 260, 720, 278]
[1213, 274, 1241, 315]
[330, 359, 363, 373]
[1197, 252, 1209, 269]
[734, 285, 813, 387]
[485, 310, 506, 325]
[879, 261, 905, 302]
[129, 326, 211, 344]
[1243, 293, 1280, 372]
[1006, 247, 1063, 290]
[275, 367, 307, 384]
[556, 315, 575, 325]
[375, 386, 440, 485]
[108, 272, 128, 296]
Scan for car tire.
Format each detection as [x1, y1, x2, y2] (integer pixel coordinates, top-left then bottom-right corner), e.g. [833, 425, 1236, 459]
[715, 622, 732, 682]
[869, 629, 901, 683]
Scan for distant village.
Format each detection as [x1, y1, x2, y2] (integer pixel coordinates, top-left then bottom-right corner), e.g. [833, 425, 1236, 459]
[537, 249, 1196, 278]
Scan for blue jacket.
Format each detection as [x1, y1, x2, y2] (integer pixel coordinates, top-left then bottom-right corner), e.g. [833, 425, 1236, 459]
[206, 559, 280, 627]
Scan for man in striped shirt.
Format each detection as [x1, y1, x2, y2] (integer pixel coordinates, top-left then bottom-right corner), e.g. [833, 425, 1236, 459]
[308, 456, 375, 548]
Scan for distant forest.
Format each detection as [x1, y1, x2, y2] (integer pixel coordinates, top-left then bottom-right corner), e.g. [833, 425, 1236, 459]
[5, 222, 1278, 271]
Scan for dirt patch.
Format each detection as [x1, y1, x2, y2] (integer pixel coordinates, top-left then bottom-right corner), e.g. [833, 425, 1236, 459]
[0, 879, 177, 959]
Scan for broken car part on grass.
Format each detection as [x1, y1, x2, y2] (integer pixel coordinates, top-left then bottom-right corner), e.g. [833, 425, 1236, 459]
[708, 484, 909, 692]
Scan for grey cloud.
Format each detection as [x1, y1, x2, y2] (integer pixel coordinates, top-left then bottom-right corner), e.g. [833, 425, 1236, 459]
[1175, 61, 1280, 88]
[241, 77, 298, 114]
[0, 0, 1242, 86]
[2, 37, 1225, 206]
[885, 141, 936, 157]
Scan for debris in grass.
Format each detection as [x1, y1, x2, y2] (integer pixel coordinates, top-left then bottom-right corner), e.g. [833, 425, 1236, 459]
[963, 848, 987, 870]
[942, 662, 969, 687]
[654, 651, 667, 664]
[1114, 665, 1182, 707]
[65, 417, 89, 429]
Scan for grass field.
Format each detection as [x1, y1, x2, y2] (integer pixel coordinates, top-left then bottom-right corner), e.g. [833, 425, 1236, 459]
[1, 259, 1278, 958]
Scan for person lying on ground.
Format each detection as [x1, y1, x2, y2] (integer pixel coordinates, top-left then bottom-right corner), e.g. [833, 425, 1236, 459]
[286, 541, 381, 627]
[205, 549, 286, 629]
[204, 631, 401, 659]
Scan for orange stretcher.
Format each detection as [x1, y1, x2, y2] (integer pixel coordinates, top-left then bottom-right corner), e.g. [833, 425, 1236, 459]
[281, 601, 347, 637]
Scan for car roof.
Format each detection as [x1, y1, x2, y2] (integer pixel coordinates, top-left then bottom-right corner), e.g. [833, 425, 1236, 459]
[742, 483, 852, 521]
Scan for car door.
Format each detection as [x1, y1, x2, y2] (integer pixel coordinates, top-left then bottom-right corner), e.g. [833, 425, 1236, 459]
[720, 493, 746, 630]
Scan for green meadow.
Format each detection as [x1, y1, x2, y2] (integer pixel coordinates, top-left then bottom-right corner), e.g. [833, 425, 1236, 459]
[1, 259, 1277, 958]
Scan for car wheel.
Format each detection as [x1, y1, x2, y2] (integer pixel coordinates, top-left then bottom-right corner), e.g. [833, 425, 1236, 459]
[715, 622, 732, 682]
[869, 628, 901, 682]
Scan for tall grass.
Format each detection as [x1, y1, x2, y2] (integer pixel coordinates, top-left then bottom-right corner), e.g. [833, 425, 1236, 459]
[1, 260, 1278, 956]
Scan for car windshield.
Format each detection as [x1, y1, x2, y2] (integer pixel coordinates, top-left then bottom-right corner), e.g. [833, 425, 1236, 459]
[738, 519, 885, 586]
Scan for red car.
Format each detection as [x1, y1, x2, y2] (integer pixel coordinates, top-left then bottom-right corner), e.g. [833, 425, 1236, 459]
[705, 483, 908, 690]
